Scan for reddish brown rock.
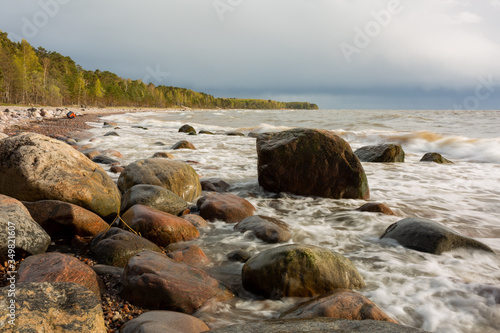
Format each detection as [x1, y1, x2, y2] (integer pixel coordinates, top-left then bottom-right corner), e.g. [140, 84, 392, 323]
[197, 192, 255, 223]
[17, 252, 101, 296]
[356, 202, 395, 216]
[110, 165, 124, 174]
[23, 200, 110, 240]
[102, 149, 124, 158]
[167, 245, 211, 267]
[120, 250, 232, 313]
[120, 311, 209, 333]
[172, 140, 196, 150]
[83, 149, 101, 160]
[121, 204, 199, 247]
[280, 289, 397, 323]
[182, 214, 209, 228]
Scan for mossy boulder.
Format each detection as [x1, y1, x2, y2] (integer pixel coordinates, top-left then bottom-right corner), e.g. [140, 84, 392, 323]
[0, 133, 121, 220]
[354, 143, 405, 162]
[242, 244, 365, 299]
[419, 152, 452, 164]
[380, 218, 494, 255]
[121, 184, 189, 215]
[257, 128, 369, 199]
[117, 158, 201, 202]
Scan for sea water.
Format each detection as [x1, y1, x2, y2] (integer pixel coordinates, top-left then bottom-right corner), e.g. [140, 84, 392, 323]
[88, 109, 500, 333]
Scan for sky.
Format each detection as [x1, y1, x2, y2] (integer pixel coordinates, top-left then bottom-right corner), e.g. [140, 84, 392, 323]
[1, 0, 500, 109]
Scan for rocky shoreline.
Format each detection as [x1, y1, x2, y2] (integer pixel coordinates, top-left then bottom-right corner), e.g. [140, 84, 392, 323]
[0, 109, 495, 332]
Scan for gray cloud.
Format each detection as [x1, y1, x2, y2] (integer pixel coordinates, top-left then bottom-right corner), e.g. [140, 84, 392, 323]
[1, 0, 500, 109]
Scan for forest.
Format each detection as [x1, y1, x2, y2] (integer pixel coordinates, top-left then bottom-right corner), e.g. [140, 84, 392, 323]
[0, 32, 318, 110]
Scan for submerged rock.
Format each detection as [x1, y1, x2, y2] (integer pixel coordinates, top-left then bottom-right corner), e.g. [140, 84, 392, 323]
[0, 195, 51, 260]
[90, 227, 163, 267]
[0, 282, 106, 332]
[420, 152, 452, 164]
[207, 318, 428, 333]
[121, 204, 199, 247]
[380, 217, 494, 255]
[242, 244, 365, 299]
[257, 128, 369, 199]
[0, 133, 121, 220]
[120, 184, 189, 216]
[234, 215, 292, 243]
[280, 289, 397, 323]
[117, 158, 201, 202]
[356, 202, 396, 216]
[17, 252, 101, 296]
[172, 140, 196, 150]
[179, 124, 196, 133]
[227, 249, 252, 263]
[153, 151, 174, 159]
[120, 250, 232, 313]
[354, 143, 405, 163]
[197, 192, 255, 223]
[120, 311, 209, 333]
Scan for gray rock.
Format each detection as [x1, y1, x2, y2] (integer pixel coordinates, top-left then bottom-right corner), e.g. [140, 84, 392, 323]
[227, 249, 251, 262]
[207, 318, 428, 333]
[90, 228, 163, 267]
[420, 152, 452, 164]
[104, 131, 120, 137]
[0, 195, 51, 260]
[121, 184, 189, 215]
[92, 155, 119, 165]
[234, 215, 292, 243]
[380, 218, 494, 254]
[92, 264, 124, 276]
[117, 158, 201, 202]
[179, 124, 196, 133]
[354, 144, 405, 162]
[120, 310, 209, 333]
[201, 178, 231, 192]
[0, 282, 106, 332]
[242, 244, 365, 299]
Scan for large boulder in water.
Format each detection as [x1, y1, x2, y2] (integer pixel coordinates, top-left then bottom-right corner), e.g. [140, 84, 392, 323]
[380, 217, 494, 255]
[0, 133, 121, 220]
[0, 195, 51, 260]
[120, 250, 232, 313]
[117, 158, 201, 202]
[242, 244, 365, 299]
[207, 318, 428, 333]
[257, 128, 369, 199]
[354, 143, 405, 163]
[197, 192, 255, 223]
[280, 289, 397, 323]
[120, 184, 189, 215]
[0, 282, 106, 332]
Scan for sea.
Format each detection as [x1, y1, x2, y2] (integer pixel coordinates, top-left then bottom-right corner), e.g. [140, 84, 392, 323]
[88, 109, 500, 333]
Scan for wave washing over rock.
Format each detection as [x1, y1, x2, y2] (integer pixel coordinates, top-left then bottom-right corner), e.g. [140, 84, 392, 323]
[1, 108, 499, 332]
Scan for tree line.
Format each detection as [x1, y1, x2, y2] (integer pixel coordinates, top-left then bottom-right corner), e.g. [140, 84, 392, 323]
[0, 32, 318, 110]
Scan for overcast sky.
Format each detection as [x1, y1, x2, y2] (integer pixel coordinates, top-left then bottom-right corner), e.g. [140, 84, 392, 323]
[1, 0, 500, 109]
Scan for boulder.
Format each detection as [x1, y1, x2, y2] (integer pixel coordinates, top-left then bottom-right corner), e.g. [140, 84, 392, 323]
[0, 133, 121, 220]
[23, 200, 109, 240]
[172, 140, 196, 150]
[117, 158, 201, 202]
[92, 264, 124, 276]
[110, 165, 124, 174]
[102, 149, 124, 158]
[242, 244, 365, 299]
[356, 202, 395, 216]
[121, 205, 199, 247]
[206, 318, 428, 333]
[120, 250, 232, 313]
[92, 155, 119, 164]
[257, 128, 369, 199]
[234, 215, 292, 243]
[197, 192, 255, 223]
[120, 311, 209, 333]
[227, 249, 251, 263]
[153, 152, 174, 159]
[16, 252, 101, 296]
[182, 214, 209, 228]
[0, 195, 50, 260]
[201, 178, 231, 192]
[167, 245, 211, 267]
[420, 152, 452, 164]
[121, 184, 189, 216]
[380, 218, 494, 255]
[280, 289, 397, 323]
[0, 282, 106, 332]
[179, 124, 196, 133]
[90, 228, 163, 267]
[83, 149, 101, 160]
[354, 144, 405, 162]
